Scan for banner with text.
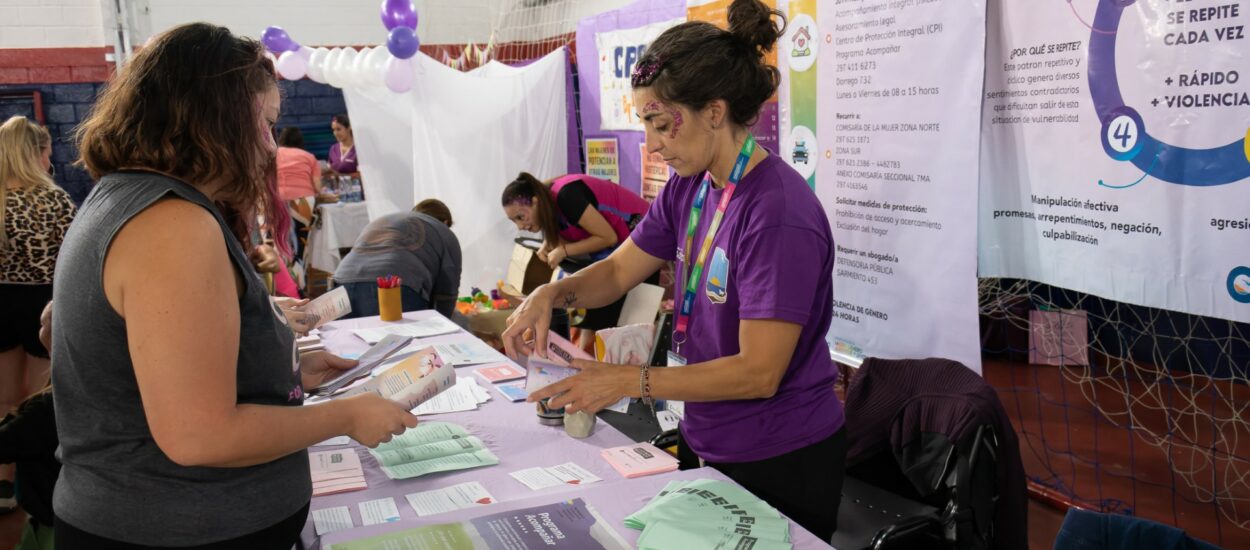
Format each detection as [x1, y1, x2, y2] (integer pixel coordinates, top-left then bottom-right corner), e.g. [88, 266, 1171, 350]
[585, 137, 621, 182]
[640, 143, 671, 201]
[596, 17, 685, 131]
[979, 0, 1250, 323]
[817, 0, 986, 371]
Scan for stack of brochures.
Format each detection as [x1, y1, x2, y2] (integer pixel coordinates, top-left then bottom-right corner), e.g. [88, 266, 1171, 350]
[625, 479, 792, 550]
[326, 498, 628, 550]
[310, 449, 367, 496]
[296, 332, 324, 353]
[600, 443, 679, 478]
[367, 421, 499, 480]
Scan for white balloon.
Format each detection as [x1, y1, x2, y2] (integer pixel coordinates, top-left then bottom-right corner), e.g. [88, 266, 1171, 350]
[323, 48, 344, 88]
[353, 47, 376, 87]
[276, 50, 307, 80]
[337, 48, 359, 86]
[366, 46, 390, 86]
[296, 46, 312, 61]
[306, 47, 329, 83]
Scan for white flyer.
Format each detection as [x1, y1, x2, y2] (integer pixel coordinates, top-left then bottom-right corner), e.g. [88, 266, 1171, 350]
[509, 462, 602, 491]
[311, 506, 354, 536]
[404, 482, 496, 517]
[358, 497, 401, 526]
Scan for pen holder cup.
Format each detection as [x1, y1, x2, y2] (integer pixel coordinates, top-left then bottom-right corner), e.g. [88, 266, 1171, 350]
[563, 410, 597, 439]
[378, 286, 403, 321]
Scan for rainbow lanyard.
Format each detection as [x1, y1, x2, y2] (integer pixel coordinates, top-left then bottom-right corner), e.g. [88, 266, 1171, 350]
[673, 134, 756, 350]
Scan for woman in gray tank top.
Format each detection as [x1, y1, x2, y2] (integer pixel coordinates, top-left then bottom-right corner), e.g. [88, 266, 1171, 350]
[50, 23, 418, 548]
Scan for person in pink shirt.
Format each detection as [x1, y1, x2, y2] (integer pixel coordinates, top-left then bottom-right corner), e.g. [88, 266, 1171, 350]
[276, 128, 320, 202]
[275, 127, 332, 268]
[501, 172, 655, 350]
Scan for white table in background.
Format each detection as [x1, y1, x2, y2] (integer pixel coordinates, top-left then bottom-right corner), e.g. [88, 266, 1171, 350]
[307, 201, 371, 274]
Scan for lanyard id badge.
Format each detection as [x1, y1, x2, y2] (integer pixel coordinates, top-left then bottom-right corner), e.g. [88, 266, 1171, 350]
[672, 134, 756, 355]
[666, 350, 687, 367]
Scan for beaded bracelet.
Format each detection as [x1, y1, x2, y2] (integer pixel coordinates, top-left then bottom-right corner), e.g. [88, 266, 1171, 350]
[639, 364, 654, 412]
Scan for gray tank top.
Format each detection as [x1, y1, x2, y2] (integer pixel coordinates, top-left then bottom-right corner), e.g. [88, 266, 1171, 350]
[51, 172, 311, 545]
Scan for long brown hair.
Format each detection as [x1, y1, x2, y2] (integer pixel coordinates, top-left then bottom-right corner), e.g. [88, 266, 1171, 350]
[76, 22, 281, 247]
[0, 116, 55, 252]
[501, 172, 561, 242]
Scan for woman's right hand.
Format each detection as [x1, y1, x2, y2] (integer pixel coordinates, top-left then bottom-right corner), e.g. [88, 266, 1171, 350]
[343, 393, 418, 447]
[502, 284, 557, 360]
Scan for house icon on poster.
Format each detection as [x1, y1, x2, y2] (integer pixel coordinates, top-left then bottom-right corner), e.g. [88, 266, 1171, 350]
[792, 26, 811, 57]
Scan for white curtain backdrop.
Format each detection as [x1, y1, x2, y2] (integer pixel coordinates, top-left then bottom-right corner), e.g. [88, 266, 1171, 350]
[343, 49, 568, 295]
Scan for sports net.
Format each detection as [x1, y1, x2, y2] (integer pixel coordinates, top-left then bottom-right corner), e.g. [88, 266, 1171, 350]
[423, 0, 584, 70]
[979, 277, 1250, 546]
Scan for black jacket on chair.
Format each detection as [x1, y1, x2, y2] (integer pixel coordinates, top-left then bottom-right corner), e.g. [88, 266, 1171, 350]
[843, 357, 1027, 550]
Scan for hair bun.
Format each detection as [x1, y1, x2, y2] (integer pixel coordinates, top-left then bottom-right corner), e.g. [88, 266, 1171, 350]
[727, 0, 785, 55]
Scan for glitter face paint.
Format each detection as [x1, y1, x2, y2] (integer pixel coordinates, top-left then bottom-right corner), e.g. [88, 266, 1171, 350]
[665, 105, 683, 139]
[642, 100, 683, 139]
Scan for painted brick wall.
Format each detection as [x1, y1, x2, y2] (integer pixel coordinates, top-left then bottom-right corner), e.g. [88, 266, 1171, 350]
[276, 79, 347, 160]
[0, 79, 348, 204]
[0, 48, 113, 85]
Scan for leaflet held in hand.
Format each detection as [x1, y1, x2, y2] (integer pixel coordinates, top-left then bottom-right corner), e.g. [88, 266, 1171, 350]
[295, 286, 352, 330]
[342, 346, 456, 411]
[313, 333, 414, 395]
[525, 332, 629, 413]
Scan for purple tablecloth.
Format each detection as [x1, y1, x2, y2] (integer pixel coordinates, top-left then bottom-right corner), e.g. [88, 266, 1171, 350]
[320, 467, 833, 549]
[302, 311, 832, 549]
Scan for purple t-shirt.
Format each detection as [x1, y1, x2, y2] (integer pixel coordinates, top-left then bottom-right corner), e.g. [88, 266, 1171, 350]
[329, 143, 358, 173]
[631, 154, 844, 463]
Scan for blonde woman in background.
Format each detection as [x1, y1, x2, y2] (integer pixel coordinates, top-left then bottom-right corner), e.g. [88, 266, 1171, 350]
[0, 115, 75, 513]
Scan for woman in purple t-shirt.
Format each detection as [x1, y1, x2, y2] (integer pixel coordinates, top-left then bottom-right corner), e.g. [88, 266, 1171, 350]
[328, 113, 358, 174]
[507, 0, 845, 542]
[501, 172, 654, 350]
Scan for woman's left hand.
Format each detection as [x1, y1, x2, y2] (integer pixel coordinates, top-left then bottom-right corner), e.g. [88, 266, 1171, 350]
[284, 309, 320, 336]
[272, 297, 317, 335]
[250, 244, 282, 273]
[546, 245, 568, 270]
[526, 358, 632, 414]
[300, 351, 359, 389]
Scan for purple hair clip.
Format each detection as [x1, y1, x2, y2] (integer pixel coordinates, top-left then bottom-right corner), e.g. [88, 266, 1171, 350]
[631, 56, 665, 87]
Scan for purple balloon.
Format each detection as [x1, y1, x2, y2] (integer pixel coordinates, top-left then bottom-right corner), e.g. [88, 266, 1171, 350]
[261, 26, 299, 53]
[387, 26, 420, 59]
[380, 0, 418, 31]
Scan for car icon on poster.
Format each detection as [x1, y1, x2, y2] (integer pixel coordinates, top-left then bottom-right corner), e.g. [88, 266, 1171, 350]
[792, 140, 809, 164]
